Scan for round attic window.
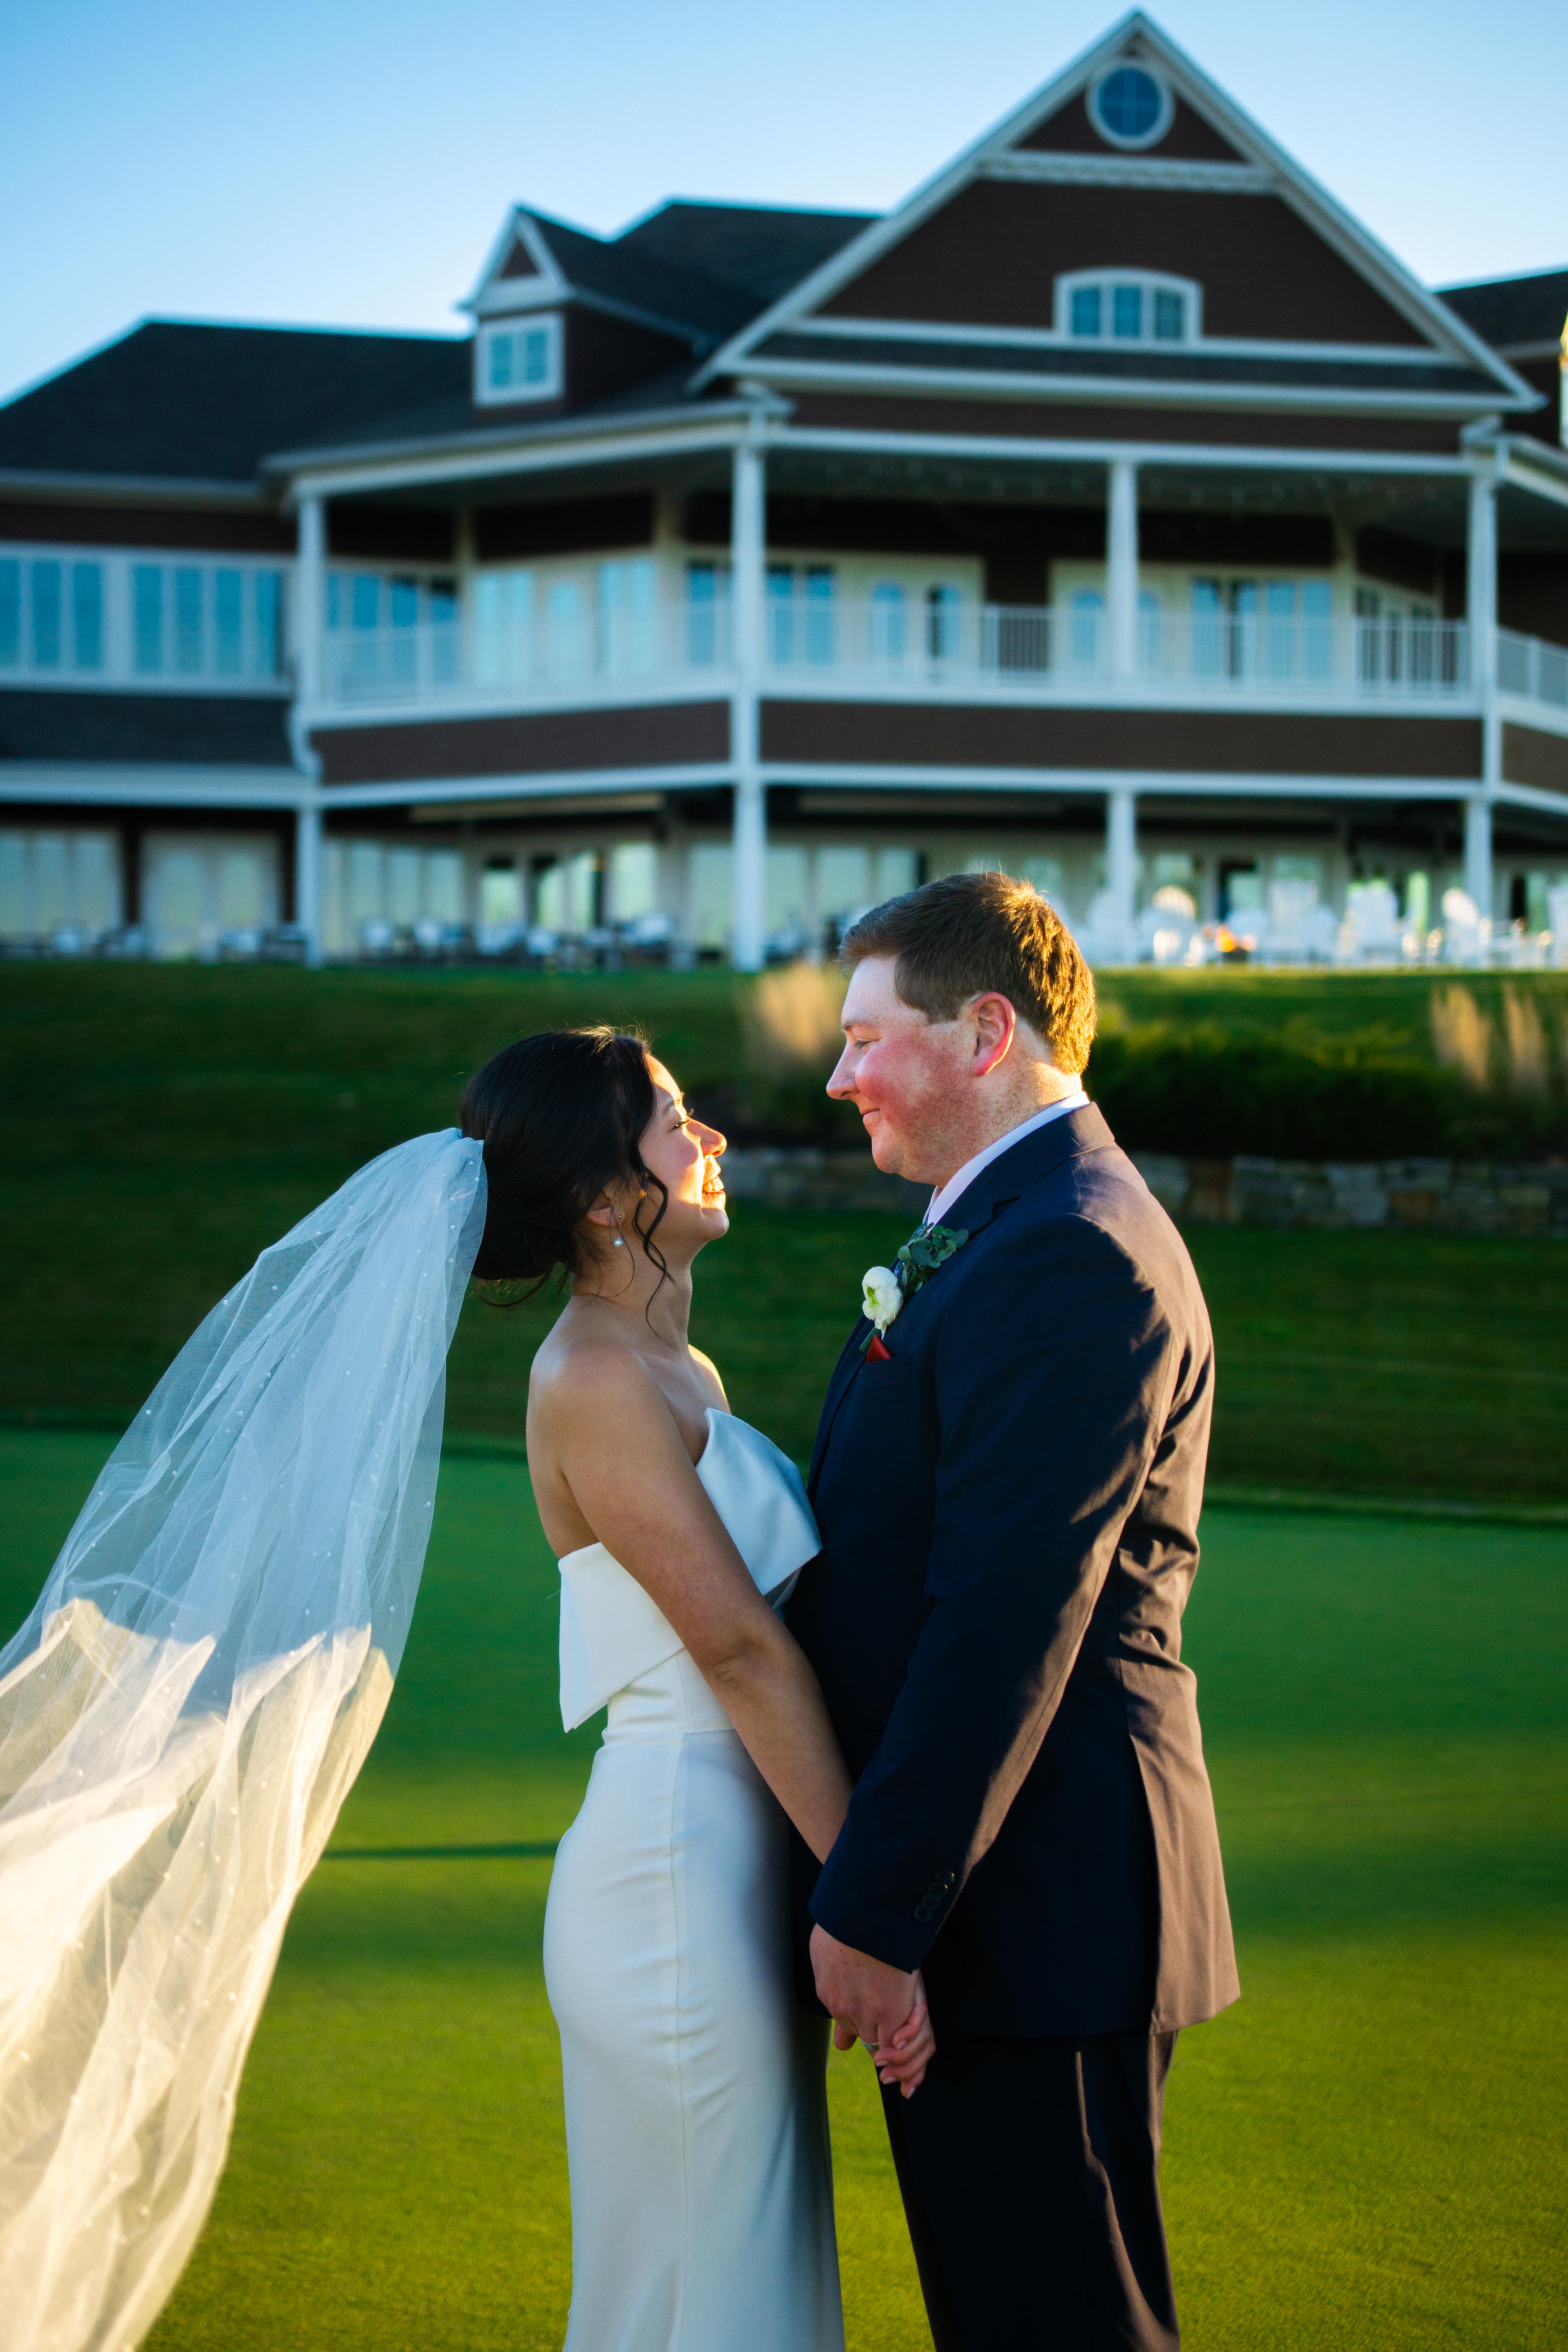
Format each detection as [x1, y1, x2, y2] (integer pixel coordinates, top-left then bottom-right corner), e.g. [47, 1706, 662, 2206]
[1088, 64, 1173, 151]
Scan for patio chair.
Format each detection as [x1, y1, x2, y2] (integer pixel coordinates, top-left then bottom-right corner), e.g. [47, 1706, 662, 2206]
[1440, 889, 1487, 966]
[1548, 885, 1568, 970]
[1260, 878, 1319, 963]
[1344, 880, 1401, 963]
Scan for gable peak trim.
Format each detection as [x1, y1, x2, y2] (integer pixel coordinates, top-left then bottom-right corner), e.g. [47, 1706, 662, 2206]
[697, 9, 1535, 410]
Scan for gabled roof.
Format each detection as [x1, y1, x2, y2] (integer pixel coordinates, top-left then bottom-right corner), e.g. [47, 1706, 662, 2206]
[615, 202, 875, 310]
[1438, 268, 1568, 358]
[699, 9, 1537, 416]
[466, 200, 879, 357]
[0, 320, 469, 489]
[467, 206, 751, 347]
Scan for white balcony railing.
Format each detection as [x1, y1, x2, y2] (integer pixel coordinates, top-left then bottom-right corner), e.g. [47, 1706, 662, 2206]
[761, 601, 1472, 699]
[1498, 627, 1568, 714]
[312, 598, 1568, 726]
[321, 596, 732, 706]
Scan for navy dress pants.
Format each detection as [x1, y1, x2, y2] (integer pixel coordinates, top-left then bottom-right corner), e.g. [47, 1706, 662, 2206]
[879, 2028, 1180, 2352]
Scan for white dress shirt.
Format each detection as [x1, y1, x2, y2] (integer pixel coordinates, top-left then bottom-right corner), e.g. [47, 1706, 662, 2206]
[925, 1089, 1090, 1230]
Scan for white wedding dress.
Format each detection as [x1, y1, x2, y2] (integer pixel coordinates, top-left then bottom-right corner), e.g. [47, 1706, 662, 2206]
[543, 1408, 844, 2352]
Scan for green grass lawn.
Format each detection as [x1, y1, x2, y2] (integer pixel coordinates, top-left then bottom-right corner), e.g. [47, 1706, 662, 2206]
[6, 960, 1568, 1506]
[4, 1430, 1565, 2352]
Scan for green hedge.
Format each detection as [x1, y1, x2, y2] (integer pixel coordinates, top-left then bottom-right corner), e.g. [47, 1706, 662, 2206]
[1086, 1024, 1568, 1162]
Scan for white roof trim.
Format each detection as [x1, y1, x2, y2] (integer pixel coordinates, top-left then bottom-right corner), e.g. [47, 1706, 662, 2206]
[733, 354, 1513, 418]
[460, 209, 569, 315]
[778, 316, 1490, 368]
[697, 9, 1533, 411]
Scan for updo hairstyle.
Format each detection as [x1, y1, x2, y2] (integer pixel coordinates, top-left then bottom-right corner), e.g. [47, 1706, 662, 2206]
[460, 1027, 669, 1296]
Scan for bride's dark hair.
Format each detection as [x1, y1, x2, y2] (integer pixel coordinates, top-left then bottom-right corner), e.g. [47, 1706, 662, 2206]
[460, 1027, 670, 1296]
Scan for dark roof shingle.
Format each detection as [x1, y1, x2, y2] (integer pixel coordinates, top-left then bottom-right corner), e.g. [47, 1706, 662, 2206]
[1438, 268, 1568, 352]
[0, 322, 470, 484]
[613, 201, 875, 310]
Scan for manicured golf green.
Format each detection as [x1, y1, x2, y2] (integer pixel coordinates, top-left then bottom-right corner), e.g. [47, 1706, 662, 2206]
[4, 1430, 1564, 2351]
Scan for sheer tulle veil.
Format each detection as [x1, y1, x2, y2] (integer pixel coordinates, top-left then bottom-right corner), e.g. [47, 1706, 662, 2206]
[0, 1129, 486, 2352]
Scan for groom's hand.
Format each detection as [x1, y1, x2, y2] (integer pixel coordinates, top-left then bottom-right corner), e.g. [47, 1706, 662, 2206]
[810, 1925, 934, 2095]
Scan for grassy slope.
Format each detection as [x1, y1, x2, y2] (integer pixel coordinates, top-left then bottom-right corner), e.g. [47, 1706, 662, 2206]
[4, 964, 1568, 1502]
[4, 1432, 1564, 2352]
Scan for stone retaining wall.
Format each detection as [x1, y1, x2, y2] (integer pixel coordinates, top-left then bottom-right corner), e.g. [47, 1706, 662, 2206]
[721, 1147, 1568, 1235]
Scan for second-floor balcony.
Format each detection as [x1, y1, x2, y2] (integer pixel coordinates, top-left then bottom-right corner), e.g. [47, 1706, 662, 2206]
[311, 594, 1568, 732]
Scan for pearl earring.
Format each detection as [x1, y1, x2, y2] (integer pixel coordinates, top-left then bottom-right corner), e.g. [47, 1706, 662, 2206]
[611, 1212, 624, 1248]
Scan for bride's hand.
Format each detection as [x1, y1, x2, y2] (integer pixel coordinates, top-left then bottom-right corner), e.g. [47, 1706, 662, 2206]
[874, 1971, 935, 2098]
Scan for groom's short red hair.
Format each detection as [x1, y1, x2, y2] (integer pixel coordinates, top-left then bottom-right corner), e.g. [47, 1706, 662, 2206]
[841, 871, 1097, 1076]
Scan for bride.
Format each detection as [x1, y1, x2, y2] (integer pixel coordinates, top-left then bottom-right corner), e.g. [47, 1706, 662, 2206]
[0, 1023, 930, 2352]
[463, 1027, 932, 2351]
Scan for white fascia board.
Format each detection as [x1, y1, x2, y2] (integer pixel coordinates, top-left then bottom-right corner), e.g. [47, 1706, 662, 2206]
[0, 764, 310, 808]
[759, 679, 1480, 720]
[699, 8, 1531, 411]
[1495, 780, 1568, 816]
[742, 355, 1502, 418]
[271, 403, 757, 502]
[755, 760, 1478, 801]
[306, 672, 734, 733]
[776, 421, 1473, 478]
[0, 469, 270, 506]
[1500, 439, 1568, 510]
[776, 316, 1510, 370]
[980, 153, 1271, 193]
[1500, 698, 1568, 745]
[460, 209, 568, 315]
[2, 673, 292, 700]
[319, 763, 731, 812]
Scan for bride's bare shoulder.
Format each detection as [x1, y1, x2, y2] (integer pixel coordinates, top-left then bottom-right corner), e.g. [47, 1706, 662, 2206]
[529, 1319, 665, 1426]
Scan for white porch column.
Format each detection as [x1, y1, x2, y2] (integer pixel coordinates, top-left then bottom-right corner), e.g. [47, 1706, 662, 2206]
[1106, 458, 1139, 680]
[1466, 462, 1500, 921]
[294, 799, 323, 967]
[288, 492, 325, 772]
[288, 492, 325, 964]
[1464, 794, 1493, 926]
[730, 432, 767, 972]
[1106, 788, 1137, 936]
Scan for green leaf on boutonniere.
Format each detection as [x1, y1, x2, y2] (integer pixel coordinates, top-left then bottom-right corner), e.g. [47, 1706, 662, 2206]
[897, 1223, 968, 1281]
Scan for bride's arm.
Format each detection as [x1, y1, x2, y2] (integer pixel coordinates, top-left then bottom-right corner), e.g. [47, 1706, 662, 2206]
[537, 1344, 938, 2092]
[534, 1343, 853, 1866]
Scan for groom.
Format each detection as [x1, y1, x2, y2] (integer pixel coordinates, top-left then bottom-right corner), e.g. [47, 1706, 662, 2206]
[788, 871, 1238, 2352]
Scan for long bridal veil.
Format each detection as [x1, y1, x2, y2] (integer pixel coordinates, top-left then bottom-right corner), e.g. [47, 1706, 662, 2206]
[0, 1129, 486, 2352]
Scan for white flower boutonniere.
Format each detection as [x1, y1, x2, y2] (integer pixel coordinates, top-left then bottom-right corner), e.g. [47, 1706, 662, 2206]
[858, 1223, 969, 1359]
[862, 1265, 903, 1337]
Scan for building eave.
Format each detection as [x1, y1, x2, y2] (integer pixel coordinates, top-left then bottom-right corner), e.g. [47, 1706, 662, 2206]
[0, 469, 274, 508]
[265, 393, 775, 500]
[737, 355, 1512, 419]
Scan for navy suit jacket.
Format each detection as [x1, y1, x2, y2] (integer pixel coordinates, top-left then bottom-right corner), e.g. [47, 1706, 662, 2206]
[787, 1102, 1239, 2039]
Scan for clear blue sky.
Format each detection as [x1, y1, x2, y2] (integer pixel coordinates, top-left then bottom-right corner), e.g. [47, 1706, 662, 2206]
[2, 0, 1564, 408]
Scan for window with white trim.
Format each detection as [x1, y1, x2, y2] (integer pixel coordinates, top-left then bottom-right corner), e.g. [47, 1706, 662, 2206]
[1086, 63, 1174, 151]
[475, 312, 563, 406]
[1057, 273, 1199, 345]
[0, 549, 284, 686]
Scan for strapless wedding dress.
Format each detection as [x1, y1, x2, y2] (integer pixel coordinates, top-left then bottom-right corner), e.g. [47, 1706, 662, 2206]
[542, 1408, 844, 2352]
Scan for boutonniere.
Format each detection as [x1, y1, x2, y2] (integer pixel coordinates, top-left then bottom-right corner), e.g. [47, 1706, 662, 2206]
[859, 1223, 970, 1359]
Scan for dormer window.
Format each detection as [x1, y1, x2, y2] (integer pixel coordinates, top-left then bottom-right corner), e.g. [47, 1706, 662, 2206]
[1058, 273, 1199, 345]
[475, 312, 563, 407]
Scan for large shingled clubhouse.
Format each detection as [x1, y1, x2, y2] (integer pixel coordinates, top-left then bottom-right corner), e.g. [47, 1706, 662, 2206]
[2, 12, 1566, 965]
